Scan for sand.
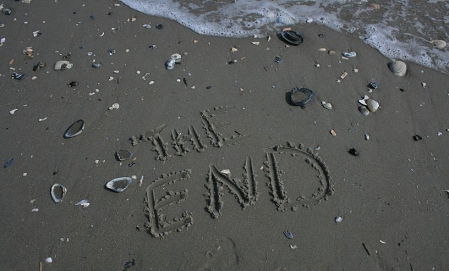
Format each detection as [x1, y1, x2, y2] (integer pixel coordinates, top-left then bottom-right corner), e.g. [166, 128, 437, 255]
[1, 1, 449, 270]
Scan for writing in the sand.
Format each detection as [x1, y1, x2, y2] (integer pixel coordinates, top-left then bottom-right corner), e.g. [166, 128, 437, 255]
[134, 106, 333, 238]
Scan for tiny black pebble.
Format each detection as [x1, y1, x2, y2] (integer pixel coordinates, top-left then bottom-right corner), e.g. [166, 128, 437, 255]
[400, 88, 405, 92]
[413, 134, 422, 141]
[206, 86, 212, 89]
[348, 148, 359, 156]
[156, 24, 163, 29]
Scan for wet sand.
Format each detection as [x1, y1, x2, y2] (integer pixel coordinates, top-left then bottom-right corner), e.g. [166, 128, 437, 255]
[1, 1, 449, 270]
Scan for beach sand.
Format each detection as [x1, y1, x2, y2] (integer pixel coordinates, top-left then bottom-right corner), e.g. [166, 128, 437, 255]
[1, 1, 449, 270]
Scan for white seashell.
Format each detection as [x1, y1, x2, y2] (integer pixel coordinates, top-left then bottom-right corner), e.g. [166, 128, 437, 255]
[335, 216, 343, 223]
[321, 101, 332, 110]
[50, 183, 67, 203]
[358, 95, 369, 106]
[365, 134, 370, 140]
[170, 53, 182, 64]
[251, 41, 260, 45]
[45, 257, 53, 263]
[431, 39, 446, 50]
[340, 71, 348, 79]
[108, 103, 119, 110]
[366, 99, 379, 112]
[220, 169, 231, 176]
[106, 177, 132, 193]
[10, 109, 18, 114]
[388, 59, 407, 77]
[54, 60, 73, 71]
[306, 18, 313, 23]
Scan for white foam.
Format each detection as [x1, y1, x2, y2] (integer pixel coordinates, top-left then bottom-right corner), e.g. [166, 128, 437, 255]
[121, 0, 449, 73]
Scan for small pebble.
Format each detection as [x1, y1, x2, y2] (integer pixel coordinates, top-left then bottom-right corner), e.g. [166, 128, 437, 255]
[335, 216, 343, 223]
[45, 257, 53, 263]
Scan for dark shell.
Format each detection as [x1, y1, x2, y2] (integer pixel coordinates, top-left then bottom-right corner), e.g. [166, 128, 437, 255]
[91, 62, 102, 68]
[155, 24, 163, 29]
[67, 81, 78, 87]
[11, 72, 25, 80]
[283, 230, 294, 239]
[63, 119, 85, 138]
[116, 150, 133, 161]
[348, 148, 359, 156]
[368, 81, 378, 89]
[290, 87, 314, 109]
[105, 177, 132, 193]
[280, 30, 304, 45]
[413, 134, 423, 141]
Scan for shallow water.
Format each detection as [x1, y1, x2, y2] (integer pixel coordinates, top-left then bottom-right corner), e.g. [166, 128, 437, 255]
[121, 0, 449, 73]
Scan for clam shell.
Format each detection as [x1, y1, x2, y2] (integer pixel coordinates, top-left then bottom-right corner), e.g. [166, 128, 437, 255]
[116, 150, 133, 161]
[358, 106, 369, 116]
[106, 177, 132, 193]
[431, 40, 446, 50]
[366, 99, 379, 112]
[54, 60, 73, 71]
[64, 119, 85, 138]
[50, 183, 67, 203]
[321, 101, 332, 110]
[165, 58, 175, 70]
[388, 60, 406, 77]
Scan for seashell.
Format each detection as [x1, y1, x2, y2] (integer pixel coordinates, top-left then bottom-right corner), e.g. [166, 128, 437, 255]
[328, 49, 336, 55]
[306, 18, 313, 23]
[366, 99, 379, 112]
[318, 47, 327, 52]
[116, 150, 133, 161]
[340, 71, 348, 79]
[54, 60, 73, 71]
[266, 36, 271, 42]
[142, 24, 151, 28]
[45, 257, 53, 263]
[75, 199, 89, 207]
[170, 53, 182, 64]
[105, 177, 132, 192]
[430, 39, 446, 50]
[64, 119, 84, 138]
[165, 58, 175, 70]
[50, 183, 67, 203]
[231, 46, 238, 52]
[358, 95, 369, 106]
[321, 101, 332, 110]
[283, 230, 294, 239]
[290, 87, 314, 109]
[342, 51, 356, 57]
[388, 59, 406, 76]
[358, 106, 369, 116]
[92, 62, 102, 68]
[11, 72, 25, 80]
[330, 129, 337, 136]
[251, 41, 260, 45]
[280, 30, 304, 46]
[108, 103, 119, 110]
[335, 216, 343, 223]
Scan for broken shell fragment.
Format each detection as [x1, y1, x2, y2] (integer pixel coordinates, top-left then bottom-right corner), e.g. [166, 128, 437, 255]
[108, 103, 119, 110]
[170, 53, 182, 64]
[165, 58, 175, 70]
[366, 99, 379, 112]
[116, 150, 133, 161]
[54, 60, 73, 71]
[63, 119, 84, 138]
[92, 62, 102, 68]
[321, 101, 332, 110]
[342, 51, 356, 57]
[105, 177, 132, 193]
[388, 59, 407, 77]
[50, 183, 67, 203]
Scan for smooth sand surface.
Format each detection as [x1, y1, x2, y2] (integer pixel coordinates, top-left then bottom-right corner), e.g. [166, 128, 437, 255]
[1, 1, 449, 270]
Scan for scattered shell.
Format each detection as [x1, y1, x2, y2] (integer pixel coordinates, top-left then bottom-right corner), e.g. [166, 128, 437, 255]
[365, 134, 370, 140]
[318, 47, 327, 52]
[50, 183, 67, 203]
[92, 62, 102, 68]
[342, 51, 356, 57]
[11, 72, 26, 80]
[165, 58, 175, 70]
[75, 199, 89, 208]
[413, 134, 423, 141]
[171, 53, 182, 64]
[358, 95, 369, 106]
[306, 18, 313, 23]
[348, 148, 359, 156]
[368, 3, 380, 9]
[330, 129, 337, 136]
[366, 99, 379, 112]
[358, 106, 369, 116]
[290, 87, 314, 109]
[63, 119, 84, 138]
[220, 169, 231, 176]
[321, 101, 332, 110]
[108, 103, 119, 110]
[251, 41, 260, 45]
[9, 109, 18, 114]
[142, 23, 151, 28]
[116, 150, 133, 161]
[45, 257, 53, 264]
[267, 36, 271, 42]
[231, 46, 238, 52]
[67, 81, 78, 87]
[335, 216, 343, 223]
[369, 81, 378, 89]
[328, 50, 336, 55]
[105, 177, 132, 193]
[54, 60, 73, 71]
[353, 67, 359, 72]
[340, 71, 348, 79]
[283, 230, 294, 239]
[430, 39, 446, 50]
[280, 30, 304, 45]
[388, 59, 407, 77]
[421, 82, 427, 88]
